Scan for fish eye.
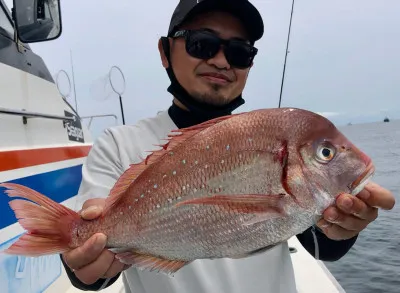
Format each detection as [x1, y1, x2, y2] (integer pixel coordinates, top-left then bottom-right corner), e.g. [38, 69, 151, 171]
[315, 143, 336, 163]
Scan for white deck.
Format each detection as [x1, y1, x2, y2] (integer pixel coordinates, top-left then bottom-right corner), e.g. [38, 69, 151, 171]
[46, 236, 345, 293]
[288, 237, 345, 293]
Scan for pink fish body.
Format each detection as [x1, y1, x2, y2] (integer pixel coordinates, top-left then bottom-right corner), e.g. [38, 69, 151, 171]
[0, 107, 374, 275]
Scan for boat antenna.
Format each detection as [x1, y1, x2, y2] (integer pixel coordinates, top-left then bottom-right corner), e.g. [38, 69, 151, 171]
[278, 0, 296, 108]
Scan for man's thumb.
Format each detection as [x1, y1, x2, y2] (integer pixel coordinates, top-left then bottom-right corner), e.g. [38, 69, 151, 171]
[80, 205, 103, 220]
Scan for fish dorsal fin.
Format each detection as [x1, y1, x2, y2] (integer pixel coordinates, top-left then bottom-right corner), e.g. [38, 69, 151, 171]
[102, 113, 237, 216]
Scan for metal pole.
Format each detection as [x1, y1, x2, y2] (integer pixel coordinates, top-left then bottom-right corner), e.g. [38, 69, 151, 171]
[70, 49, 79, 113]
[119, 95, 125, 125]
[278, 0, 295, 108]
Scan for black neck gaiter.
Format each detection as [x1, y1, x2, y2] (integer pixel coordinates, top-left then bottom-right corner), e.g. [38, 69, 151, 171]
[168, 101, 211, 129]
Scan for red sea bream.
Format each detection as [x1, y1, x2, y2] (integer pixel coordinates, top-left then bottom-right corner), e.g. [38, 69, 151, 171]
[0, 107, 375, 275]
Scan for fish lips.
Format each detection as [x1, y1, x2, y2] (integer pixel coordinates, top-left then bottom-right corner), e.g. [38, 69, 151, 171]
[348, 162, 375, 196]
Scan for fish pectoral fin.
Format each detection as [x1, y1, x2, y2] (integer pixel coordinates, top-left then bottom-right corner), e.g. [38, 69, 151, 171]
[175, 194, 287, 226]
[175, 194, 286, 214]
[115, 251, 190, 275]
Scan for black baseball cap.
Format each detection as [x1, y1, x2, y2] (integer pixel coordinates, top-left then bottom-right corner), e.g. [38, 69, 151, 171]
[167, 0, 264, 43]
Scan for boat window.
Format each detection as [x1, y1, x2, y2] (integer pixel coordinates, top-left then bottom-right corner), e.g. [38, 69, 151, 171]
[0, 3, 14, 38]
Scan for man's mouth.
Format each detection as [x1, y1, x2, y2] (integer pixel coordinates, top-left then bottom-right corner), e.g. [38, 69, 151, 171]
[348, 163, 375, 195]
[199, 73, 231, 84]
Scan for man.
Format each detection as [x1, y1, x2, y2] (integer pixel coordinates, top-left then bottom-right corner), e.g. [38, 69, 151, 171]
[61, 0, 395, 292]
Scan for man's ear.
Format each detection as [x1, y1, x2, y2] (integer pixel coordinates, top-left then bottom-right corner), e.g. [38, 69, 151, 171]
[158, 38, 170, 69]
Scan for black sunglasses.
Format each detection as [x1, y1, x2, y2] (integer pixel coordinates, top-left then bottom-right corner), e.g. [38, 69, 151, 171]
[171, 29, 258, 69]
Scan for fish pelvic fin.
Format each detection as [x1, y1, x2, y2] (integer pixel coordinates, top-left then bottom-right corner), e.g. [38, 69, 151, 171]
[0, 183, 80, 256]
[103, 113, 238, 215]
[175, 194, 287, 225]
[115, 251, 190, 276]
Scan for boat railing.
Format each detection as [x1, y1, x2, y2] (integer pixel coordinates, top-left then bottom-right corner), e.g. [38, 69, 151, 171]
[0, 107, 74, 124]
[80, 114, 118, 129]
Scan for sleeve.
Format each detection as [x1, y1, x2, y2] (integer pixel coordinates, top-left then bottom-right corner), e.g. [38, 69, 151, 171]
[74, 128, 125, 210]
[296, 226, 358, 261]
[64, 128, 125, 291]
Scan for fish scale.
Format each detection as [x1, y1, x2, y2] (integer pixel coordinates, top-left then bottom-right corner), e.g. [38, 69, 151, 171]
[0, 108, 375, 275]
[119, 155, 290, 259]
[86, 116, 310, 253]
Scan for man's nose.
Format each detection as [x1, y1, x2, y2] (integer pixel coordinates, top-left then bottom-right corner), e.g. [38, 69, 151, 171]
[206, 47, 231, 70]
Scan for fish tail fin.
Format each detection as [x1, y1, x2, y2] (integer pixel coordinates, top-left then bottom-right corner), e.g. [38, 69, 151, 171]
[0, 183, 80, 256]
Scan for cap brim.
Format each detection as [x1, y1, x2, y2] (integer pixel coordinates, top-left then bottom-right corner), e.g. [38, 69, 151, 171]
[170, 0, 264, 42]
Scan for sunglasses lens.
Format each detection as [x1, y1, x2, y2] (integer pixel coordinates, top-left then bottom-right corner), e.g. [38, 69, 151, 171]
[186, 31, 220, 59]
[225, 41, 255, 69]
[183, 30, 256, 69]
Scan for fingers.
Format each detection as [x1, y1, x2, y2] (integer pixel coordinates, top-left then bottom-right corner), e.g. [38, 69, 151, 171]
[318, 182, 395, 241]
[317, 219, 358, 241]
[335, 194, 378, 221]
[80, 198, 106, 220]
[63, 233, 107, 270]
[62, 198, 128, 285]
[103, 258, 128, 279]
[321, 206, 370, 232]
[320, 193, 378, 232]
[82, 198, 107, 210]
[74, 250, 116, 285]
[358, 182, 396, 210]
[62, 232, 128, 284]
[317, 191, 380, 240]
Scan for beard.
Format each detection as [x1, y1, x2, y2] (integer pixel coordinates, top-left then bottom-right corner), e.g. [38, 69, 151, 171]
[190, 85, 233, 107]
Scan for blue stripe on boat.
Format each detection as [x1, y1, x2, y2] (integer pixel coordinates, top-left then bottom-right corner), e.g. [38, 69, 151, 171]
[0, 164, 83, 230]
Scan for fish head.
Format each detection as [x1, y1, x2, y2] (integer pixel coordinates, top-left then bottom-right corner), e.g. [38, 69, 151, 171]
[292, 110, 375, 214]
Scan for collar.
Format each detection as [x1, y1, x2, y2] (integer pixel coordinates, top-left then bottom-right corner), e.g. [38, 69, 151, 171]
[168, 101, 229, 129]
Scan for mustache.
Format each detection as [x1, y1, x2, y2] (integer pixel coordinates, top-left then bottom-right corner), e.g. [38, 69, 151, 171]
[196, 68, 236, 82]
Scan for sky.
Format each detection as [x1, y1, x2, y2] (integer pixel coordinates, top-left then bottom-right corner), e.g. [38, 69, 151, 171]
[4, 0, 400, 139]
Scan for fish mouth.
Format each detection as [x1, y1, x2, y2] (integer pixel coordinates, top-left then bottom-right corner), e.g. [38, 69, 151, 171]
[348, 163, 375, 195]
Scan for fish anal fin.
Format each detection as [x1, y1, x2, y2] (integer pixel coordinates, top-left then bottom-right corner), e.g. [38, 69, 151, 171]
[115, 251, 190, 275]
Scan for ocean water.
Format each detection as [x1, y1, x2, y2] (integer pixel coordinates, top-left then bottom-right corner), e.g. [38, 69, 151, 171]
[323, 120, 400, 293]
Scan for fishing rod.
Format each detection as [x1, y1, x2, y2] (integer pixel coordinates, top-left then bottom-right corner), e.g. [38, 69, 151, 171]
[278, 0, 295, 108]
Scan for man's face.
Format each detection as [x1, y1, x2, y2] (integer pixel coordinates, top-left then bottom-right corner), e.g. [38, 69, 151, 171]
[161, 11, 254, 107]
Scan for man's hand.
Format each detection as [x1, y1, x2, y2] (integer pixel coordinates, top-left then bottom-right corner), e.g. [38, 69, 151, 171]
[317, 181, 396, 241]
[62, 198, 130, 285]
